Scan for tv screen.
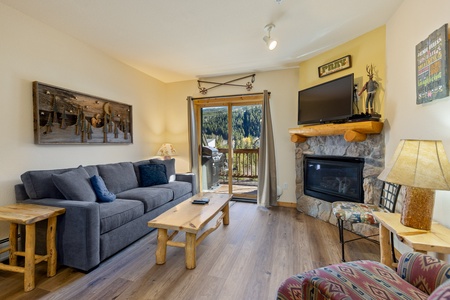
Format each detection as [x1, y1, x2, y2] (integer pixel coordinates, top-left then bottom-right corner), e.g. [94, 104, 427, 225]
[298, 73, 354, 125]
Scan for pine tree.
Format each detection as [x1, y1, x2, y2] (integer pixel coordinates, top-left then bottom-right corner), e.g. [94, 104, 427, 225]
[45, 113, 53, 133]
[60, 108, 68, 129]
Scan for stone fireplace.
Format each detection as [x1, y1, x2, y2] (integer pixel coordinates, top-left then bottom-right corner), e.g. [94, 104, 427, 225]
[295, 132, 385, 236]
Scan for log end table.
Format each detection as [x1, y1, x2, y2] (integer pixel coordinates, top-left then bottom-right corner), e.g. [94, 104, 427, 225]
[0, 203, 65, 292]
[373, 211, 450, 269]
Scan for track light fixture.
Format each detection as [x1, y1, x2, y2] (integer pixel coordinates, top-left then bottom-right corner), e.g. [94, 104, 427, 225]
[263, 23, 277, 50]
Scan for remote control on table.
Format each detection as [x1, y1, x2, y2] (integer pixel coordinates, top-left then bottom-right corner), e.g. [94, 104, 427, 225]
[192, 198, 210, 205]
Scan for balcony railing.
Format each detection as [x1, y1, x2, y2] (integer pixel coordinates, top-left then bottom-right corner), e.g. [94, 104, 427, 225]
[218, 148, 259, 181]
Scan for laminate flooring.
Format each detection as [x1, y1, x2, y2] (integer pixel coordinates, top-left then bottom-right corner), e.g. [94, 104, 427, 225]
[0, 201, 380, 300]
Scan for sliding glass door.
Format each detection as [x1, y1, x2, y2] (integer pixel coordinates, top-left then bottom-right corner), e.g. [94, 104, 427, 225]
[194, 95, 262, 201]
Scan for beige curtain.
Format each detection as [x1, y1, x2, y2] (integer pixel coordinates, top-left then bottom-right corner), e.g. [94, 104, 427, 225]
[257, 90, 277, 207]
[187, 96, 200, 194]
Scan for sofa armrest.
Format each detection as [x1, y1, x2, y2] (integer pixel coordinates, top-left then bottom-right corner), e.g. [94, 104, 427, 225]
[21, 198, 101, 272]
[15, 183, 29, 201]
[176, 173, 197, 194]
[397, 252, 450, 295]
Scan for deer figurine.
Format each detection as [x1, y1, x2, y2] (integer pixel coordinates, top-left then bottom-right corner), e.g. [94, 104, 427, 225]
[358, 64, 379, 114]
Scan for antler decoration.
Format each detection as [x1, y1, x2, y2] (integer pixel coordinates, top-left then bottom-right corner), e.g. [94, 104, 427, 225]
[366, 64, 374, 77]
[197, 74, 256, 95]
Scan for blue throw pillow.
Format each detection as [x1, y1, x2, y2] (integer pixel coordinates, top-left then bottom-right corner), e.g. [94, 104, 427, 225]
[149, 158, 176, 182]
[90, 175, 116, 202]
[139, 164, 168, 187]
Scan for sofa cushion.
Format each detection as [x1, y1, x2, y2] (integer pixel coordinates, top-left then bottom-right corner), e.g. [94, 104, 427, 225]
[133, 160, 151, 186]
[397, 251, 450, 295]
[90, 175, 116, 203]
[139, 164, 168, 187]
[116, 187, 173, 212]
[21, 167, 75, 199]
[83, 165, 100, 177]
[99, 199, 144, 234]
[150, 181, 192, 199]
[97, 162, 138, 194]
[51, 167, 97, 202]
[150, 158, 176, 182]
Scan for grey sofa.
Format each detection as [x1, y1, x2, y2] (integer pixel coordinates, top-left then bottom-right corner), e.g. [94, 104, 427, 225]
[14, 159, 195, 271]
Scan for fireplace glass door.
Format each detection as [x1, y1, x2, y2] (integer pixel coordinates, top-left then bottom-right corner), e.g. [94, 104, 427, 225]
[304, 155, 364, 203]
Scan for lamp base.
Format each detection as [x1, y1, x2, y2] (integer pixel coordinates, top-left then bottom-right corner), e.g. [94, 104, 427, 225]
[401, 187, 435, 230]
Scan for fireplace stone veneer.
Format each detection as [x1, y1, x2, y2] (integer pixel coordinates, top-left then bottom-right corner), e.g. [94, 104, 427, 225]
[295, 132, 385, 237]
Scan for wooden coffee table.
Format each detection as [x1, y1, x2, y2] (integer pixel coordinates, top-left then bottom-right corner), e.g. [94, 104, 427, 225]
[148, 192, 232, 269]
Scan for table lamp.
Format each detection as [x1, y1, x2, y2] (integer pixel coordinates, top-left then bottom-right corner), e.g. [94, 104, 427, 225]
[377, 140, 450, 230]
[156, 143, 177, 160]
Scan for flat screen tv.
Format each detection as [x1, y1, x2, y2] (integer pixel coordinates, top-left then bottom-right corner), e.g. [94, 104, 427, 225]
[297, 73, 354, 125]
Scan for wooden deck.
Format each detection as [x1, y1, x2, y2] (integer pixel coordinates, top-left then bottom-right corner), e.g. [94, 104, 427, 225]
[205, 184, 257, 201]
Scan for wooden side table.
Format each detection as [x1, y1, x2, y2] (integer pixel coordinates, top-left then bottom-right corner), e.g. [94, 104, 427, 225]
[373, 212, 450, 269]
[0, 203, 65, 291]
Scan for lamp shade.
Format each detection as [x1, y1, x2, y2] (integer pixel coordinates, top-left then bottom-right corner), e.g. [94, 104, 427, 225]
[156, 143, 177, 158]
[378, 140, 450, 190]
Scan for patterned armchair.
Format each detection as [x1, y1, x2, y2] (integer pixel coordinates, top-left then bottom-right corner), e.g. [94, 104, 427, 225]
[277, 252, 450, 300]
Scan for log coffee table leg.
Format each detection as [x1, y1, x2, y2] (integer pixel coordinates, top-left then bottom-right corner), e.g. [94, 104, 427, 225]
[156, 229, 168, 265]
[185, 233, 196, 269]
[223, 202, 230, 225]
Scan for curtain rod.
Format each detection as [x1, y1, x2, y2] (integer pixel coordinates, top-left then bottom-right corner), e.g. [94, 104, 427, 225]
[190, 91, 269, 101]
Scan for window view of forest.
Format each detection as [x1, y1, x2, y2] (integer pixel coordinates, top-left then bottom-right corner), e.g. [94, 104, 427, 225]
[202, 105, 262, 149]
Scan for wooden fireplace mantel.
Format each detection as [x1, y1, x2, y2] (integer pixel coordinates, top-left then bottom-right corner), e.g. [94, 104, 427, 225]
[289, 121, 383, 143]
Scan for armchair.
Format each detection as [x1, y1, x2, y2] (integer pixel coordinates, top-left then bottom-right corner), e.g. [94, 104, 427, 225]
[277, 252, 450, 300]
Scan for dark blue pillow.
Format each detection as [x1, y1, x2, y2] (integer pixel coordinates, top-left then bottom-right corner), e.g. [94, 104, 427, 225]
[149, 158, 176, 182]
[139, 164, 168, 187]
[90, 175, 116, 202]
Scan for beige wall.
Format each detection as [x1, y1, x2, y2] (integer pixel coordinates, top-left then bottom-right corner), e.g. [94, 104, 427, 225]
[167, 69, 300, 204]
[385, 0, 450, 228]
[0, 4, 169, 237]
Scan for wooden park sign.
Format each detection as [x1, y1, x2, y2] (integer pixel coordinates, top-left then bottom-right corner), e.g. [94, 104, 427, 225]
[318, 55, 352, 78]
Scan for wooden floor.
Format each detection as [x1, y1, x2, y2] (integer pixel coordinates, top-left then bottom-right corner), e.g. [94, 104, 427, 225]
[0, 202, 380, 300]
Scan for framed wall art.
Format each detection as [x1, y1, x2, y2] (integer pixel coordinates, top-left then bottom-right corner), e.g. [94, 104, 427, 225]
[416, 23, 449, 104]
[318, 55, 351, 78]
[33, 81, 133, 144]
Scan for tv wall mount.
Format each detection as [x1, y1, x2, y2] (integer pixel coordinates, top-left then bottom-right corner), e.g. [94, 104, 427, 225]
[197, 74, 255, 95]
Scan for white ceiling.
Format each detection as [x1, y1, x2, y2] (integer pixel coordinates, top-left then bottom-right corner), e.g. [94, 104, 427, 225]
[1, 0, 403, 83]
